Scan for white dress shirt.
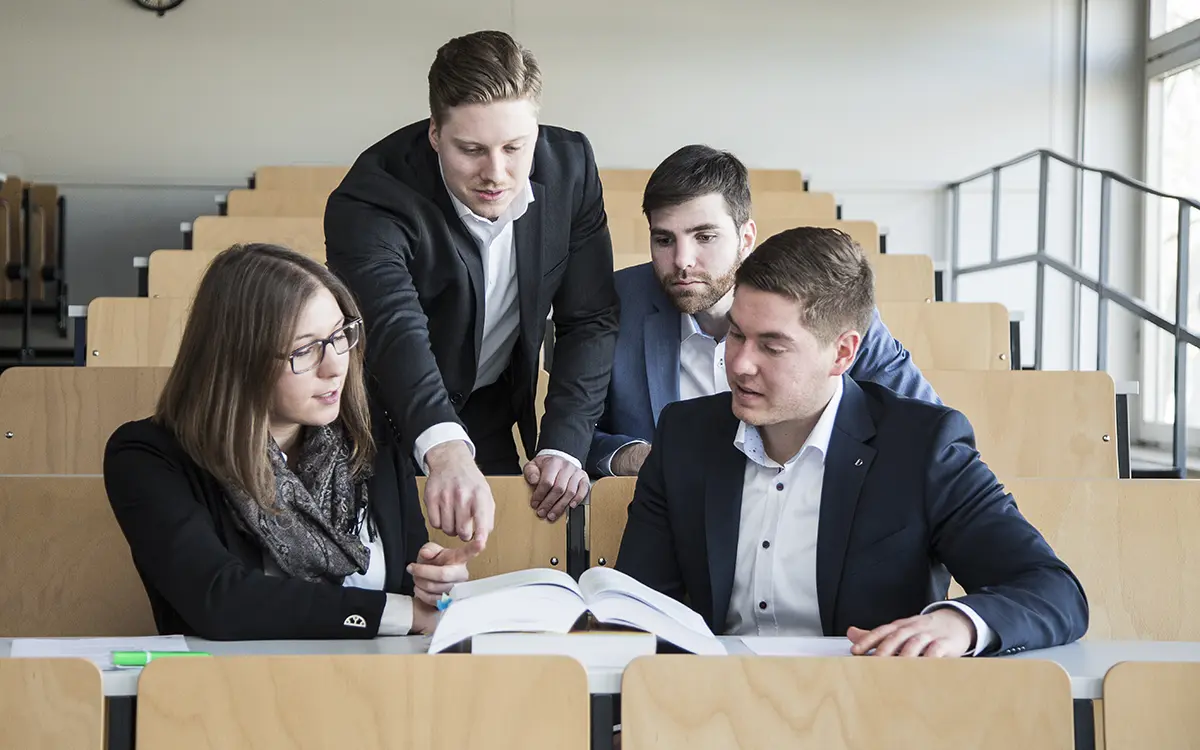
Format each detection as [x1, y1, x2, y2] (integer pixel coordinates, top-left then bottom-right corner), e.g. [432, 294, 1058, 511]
[724, 378, 995, 655]
[679, 313, 730, 402]
[412, 171, 582, 472]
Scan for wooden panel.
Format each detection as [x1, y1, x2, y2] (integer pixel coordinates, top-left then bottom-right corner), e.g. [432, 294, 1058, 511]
[599, 169, 654, 193]
[924, 370, 1118, 479]
[0, 658, 105, 749]
[87, 297, 191, 367]
[754, 217, 879, 254]
[26, 184, 57, 301]
[871, 254, 935, 303]
[416, 475, 566, 576]
[622, 656, 1073, 750]
[604, 190, 835, 223]
[149, 247, 326, 299]
[878, 301, 1010, 370]
[191, 216, 325, 254]
[1006, 478, 1200, 641]
[599, 169, 805, 195]
[610, 216, 878, 258]
[747, 169, 806, 193]
[0, 176, 23, 301]
[588, 476, 636, 568]
[1103, 662, 1200, 750]
[0, 477, 156, 636]
[253, 165, 348, 192]
[0, 366, 169, 473]
[226, 189, 330, 217]
[138, 654, 589, 750]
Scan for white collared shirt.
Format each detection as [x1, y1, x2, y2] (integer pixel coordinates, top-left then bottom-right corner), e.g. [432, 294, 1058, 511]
[725, 378, 843, 637]
[412, 171, 581, 471]
[679, 313, 730, 402]
[724, 378, 994, 654]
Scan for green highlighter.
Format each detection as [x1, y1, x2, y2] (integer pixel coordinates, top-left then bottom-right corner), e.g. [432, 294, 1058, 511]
[111, 650, 212, 668]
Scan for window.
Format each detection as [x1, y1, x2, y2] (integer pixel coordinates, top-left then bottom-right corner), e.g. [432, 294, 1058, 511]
[1152, 0, 1200, 38]
[1143, 62, 1200, 439]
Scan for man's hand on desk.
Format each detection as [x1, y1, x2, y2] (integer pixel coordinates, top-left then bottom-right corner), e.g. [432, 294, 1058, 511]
[423, 440, 495, 543]
[524, 454, 589, 523]
[846, 608, 975, 657]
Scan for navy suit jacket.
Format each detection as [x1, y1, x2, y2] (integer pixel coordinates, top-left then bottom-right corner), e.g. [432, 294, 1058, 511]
[587, 262, 939, 477]
[614, 377, 1089, 655]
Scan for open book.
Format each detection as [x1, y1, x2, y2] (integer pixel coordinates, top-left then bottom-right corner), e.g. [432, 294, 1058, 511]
[428, 566, 726, 656]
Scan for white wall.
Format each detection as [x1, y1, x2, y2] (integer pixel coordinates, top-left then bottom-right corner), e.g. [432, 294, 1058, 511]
[0, 0, 1145, 344]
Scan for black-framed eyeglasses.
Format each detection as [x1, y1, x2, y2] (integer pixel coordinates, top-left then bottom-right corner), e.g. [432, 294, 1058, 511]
[281, 318, 362, 375]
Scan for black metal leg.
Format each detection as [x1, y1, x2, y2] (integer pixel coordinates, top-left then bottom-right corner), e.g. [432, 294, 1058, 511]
[934, 270, 944, 302]
[183, 228, 193, 250]
[879, 234, 888, 254]
[1073, 699, 1096, 750]
[567, 502, 587, 581]
[73, 317, 87, 366]
[1010, 321, 1022, 370]
[591, 694, 615, 750]
[107, 696, 136, 750]
[1116, 394, 1131, 478]
[137, 267, 148, 298]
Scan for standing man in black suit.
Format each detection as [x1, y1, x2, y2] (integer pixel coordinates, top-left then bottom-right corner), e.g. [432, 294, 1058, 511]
[616, 227, 1088, 656]
[326, 31, 619, 543]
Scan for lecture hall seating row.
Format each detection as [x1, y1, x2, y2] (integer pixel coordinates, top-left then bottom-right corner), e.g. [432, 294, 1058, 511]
[5, 473, 1200, 747]
[0, 175, 63, 305]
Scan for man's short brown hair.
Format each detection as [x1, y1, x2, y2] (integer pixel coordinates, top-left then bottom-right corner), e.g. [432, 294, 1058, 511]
[735, 227, 875, 344]
[428, 30, 542, 124]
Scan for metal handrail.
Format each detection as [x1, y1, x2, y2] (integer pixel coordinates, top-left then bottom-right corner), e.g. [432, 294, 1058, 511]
[947, 147, 1200, 209]
[947, 148, 1197, 477]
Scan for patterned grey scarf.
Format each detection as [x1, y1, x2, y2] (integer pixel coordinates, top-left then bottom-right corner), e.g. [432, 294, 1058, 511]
[223, 423, 373, 584]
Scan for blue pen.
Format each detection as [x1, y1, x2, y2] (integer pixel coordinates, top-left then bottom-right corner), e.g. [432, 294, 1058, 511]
[436, 593, 453, 611]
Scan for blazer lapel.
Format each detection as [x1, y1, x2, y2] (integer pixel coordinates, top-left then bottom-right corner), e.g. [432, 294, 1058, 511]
[705, 406, 745, 632]
[816, 376, 878, 635]
[644, 302, 681, 423]
[513, 182, 546, 347]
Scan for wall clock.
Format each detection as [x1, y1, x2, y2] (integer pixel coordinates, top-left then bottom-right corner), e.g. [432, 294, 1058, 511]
[131, 0, 185, 16]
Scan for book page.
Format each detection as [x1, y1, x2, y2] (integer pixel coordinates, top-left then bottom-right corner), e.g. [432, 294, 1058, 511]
[740, 636, 853, 657]
[587, 596, 726, 656]
[579, 567, 714, 638]
[446, 567, 582, 602]
[428, 585, 588, 654]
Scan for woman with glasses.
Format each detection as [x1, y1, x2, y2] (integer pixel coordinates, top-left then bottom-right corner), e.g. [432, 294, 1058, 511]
[103, 243, 477, 640]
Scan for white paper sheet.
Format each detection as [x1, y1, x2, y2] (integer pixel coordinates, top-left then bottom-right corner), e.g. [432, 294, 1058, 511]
[740, 636, 854, 657]
[9, 635, 190, 670]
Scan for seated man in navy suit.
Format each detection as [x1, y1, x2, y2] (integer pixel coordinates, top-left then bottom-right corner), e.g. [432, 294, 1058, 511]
[587, 145, 937, 478]
[615, 227, 1087, 656]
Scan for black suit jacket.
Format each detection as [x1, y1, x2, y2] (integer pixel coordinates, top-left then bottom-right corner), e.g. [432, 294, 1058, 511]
[103, 416, 428, 641]
[324, 120, 620, 463]
[615, 377, 1089, 655]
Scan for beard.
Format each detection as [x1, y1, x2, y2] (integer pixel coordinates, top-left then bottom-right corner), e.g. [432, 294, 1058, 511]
[659, 263, 740, 315]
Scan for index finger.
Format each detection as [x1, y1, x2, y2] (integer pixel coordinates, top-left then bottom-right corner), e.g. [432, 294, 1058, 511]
[849, 622, 900, 655]
[433, 538, 486, 566]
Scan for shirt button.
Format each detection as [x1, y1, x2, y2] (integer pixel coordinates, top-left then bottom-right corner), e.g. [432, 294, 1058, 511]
[762, 540, 770, 549]
[758, 601, 768, 610]
[775, 482, 784, 491]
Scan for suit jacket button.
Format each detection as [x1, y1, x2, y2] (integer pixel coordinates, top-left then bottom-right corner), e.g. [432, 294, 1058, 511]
[449, 392, 463, 406]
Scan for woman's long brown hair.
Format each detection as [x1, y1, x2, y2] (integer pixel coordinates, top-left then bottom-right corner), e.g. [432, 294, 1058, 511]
[155, 243, 375, 507]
